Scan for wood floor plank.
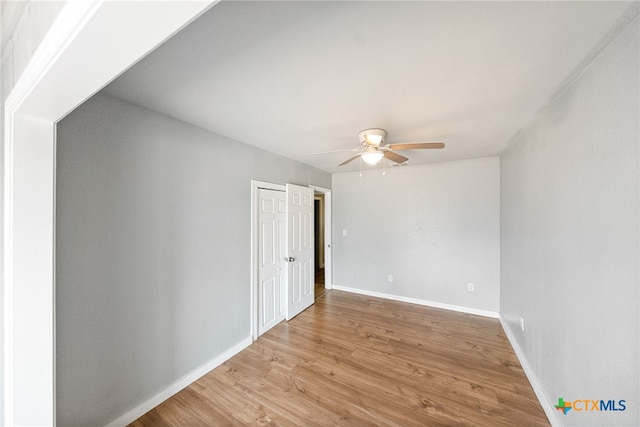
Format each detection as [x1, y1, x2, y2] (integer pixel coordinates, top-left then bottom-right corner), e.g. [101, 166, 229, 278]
[130, 291, 549, 426]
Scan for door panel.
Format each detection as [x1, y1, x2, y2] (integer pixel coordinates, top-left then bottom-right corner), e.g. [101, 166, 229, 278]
[286, 184, 314, 320]
[258, 188, 286, 336]
[277, 198, 287, 319]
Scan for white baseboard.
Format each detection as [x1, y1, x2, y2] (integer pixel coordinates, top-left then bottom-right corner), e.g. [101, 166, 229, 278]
[330, 285, 499, 318]
[499, 316, 557, 426]
[104, 336, 253, 427]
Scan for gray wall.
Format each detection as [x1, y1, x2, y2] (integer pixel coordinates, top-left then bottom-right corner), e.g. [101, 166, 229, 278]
[332, 157, 500, 313]
[55, 93, 330, 426]
[500, 17, 639, 427]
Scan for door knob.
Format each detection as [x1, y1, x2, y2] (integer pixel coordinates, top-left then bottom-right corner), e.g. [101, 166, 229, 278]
[284, 257, 295, 262]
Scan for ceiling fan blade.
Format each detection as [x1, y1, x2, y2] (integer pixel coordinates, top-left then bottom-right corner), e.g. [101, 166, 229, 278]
[383, 151, 409, 164]
[338, 154, 361, 166]
[386, 142, 445, 150]
[310, 148, 360, 156]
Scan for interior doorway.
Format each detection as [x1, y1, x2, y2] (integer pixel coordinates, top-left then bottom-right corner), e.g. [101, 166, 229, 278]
[314, 194, 326, 299]
[311, 185, 332, 299]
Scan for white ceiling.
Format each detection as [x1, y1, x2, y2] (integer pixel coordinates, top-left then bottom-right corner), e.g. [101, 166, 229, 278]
[103, 1, 634, 173]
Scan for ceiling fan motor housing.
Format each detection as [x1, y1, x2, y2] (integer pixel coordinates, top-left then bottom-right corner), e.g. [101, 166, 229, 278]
[359, 128, 387, 147]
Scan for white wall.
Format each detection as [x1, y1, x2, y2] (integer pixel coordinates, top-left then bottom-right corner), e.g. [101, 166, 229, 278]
[332, 157, 500, 313]
[500, 16, 639, 427]
[55, 93, 330, 426]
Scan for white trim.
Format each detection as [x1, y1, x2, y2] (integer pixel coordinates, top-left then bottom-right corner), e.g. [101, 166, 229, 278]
[4, 3, 103, 423]
[250, 180, 285, 341]
[252, 180, 286, 192]
[3, 2, 103, 116]
[52, 123, 58, 425]
[331, 285, 499, 318]
[499, 316, 556, 426]
[3, 103, 16, 427]
[5, 115, 57, 426]
[104, 336, 252, 427]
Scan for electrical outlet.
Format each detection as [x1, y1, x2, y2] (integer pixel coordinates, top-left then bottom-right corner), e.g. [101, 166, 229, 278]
[342, 229, 347, 236]
[388, 274, 394, 283]
[520, 317, 525, 331]
[467, 282, 475, 292]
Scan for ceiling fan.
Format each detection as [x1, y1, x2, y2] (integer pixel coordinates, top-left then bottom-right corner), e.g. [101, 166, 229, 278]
[313, 128, 445, 166]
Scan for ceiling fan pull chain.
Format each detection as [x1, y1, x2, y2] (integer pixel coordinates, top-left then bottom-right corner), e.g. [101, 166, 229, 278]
[359, 157, 362, 177]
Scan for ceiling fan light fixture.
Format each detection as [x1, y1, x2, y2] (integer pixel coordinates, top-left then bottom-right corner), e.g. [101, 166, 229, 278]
[361, 148, 384, 165]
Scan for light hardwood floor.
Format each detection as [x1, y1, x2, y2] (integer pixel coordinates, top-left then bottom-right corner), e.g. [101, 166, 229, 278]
[130, 291, 549, 426]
